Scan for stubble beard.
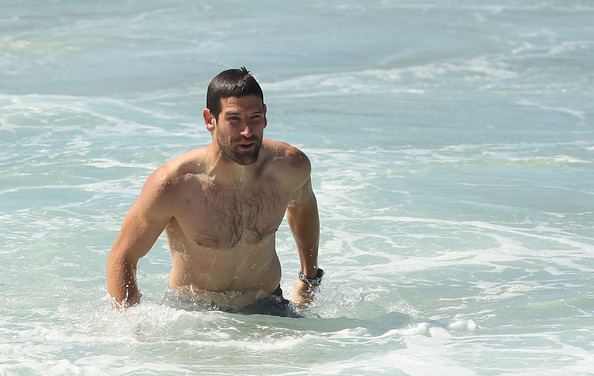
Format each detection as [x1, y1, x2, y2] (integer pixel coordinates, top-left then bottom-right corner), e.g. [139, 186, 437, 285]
[218, 136, 262, 166]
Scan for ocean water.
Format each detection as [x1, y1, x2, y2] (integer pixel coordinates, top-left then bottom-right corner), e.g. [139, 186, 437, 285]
[1, 0, 594, 375]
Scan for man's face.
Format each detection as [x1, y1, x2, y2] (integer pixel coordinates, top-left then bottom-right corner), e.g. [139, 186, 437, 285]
[213, 95, 267, 165]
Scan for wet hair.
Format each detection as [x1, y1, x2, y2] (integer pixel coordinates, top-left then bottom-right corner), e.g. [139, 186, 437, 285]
[206, 67, 264, 119]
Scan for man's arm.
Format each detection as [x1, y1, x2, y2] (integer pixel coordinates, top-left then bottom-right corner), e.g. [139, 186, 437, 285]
[287, 174, 321, 308]
[106, 168, 173, 308]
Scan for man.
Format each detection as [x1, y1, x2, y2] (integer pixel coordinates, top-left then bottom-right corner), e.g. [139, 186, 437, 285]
[106, 67, 323, 316]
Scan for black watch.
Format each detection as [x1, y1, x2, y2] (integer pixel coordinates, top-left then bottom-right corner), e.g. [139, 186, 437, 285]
[298, 268, 324, 288]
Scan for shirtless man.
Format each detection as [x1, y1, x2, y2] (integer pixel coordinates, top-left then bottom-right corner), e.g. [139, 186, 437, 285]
[106, 67, 322, 315]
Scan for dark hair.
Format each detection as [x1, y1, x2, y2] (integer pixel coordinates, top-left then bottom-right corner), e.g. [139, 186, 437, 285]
[206, 67, 264, 119]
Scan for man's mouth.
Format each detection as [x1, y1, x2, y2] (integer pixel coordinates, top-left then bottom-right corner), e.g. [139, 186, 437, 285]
[237, 140, 257, 150]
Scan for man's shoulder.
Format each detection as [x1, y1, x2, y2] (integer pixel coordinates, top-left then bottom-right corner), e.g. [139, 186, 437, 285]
[263, 139, 311, 185]
[264, 139, 310, 167]
[145, 148, 209, 192]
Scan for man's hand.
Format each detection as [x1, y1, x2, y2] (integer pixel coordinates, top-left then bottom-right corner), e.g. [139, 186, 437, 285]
[289, 280, 315, 308]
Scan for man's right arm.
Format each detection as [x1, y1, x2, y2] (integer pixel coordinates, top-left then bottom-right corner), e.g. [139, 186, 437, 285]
[106, 167, 174, 308]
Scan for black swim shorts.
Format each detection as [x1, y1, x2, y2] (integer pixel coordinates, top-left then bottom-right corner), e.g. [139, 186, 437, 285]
[236, 286, 303, 318]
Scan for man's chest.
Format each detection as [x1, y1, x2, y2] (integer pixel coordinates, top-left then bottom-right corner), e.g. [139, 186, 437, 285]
[174, 182, 290, 249]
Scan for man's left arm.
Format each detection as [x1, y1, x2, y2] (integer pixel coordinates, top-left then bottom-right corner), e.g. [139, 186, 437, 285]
[286, 174, 322, 307]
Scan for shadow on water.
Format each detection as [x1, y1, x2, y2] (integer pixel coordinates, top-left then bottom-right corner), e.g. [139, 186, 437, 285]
[149, 289, 477, 341]
[161, 292, 414, 335]
[254, 310, 415, 336]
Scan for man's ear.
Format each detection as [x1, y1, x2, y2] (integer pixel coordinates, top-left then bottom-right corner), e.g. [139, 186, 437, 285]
[203, 108, 216, 132]
[263, 103, 268, 128]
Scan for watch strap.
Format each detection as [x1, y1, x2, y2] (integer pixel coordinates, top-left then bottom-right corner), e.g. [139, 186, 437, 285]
[298, 268, 324, 288]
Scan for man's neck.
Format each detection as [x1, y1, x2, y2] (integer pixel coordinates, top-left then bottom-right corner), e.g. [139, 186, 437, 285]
[206, 146, 262, 186]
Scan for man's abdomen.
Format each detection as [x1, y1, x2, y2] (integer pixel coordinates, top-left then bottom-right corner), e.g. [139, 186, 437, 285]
[167, 237, 282, 307]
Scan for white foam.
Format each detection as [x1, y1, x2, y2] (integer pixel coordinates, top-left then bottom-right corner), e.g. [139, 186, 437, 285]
[448, 319, 477, 331]
[2, 3, 594, 374]
[515, 99, 586, 121]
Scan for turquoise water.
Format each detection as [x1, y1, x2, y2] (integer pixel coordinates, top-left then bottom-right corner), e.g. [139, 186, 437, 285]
[2, 1, 594, 375]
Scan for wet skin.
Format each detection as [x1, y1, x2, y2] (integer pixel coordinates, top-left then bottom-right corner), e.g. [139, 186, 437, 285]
[106, 95, 320, 308]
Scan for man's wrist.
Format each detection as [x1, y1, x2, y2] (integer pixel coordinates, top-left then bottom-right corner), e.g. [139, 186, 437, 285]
[298, 268, 324, 288]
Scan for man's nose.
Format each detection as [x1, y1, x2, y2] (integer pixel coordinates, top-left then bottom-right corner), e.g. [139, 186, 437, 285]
[240, 124, 253, 138]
